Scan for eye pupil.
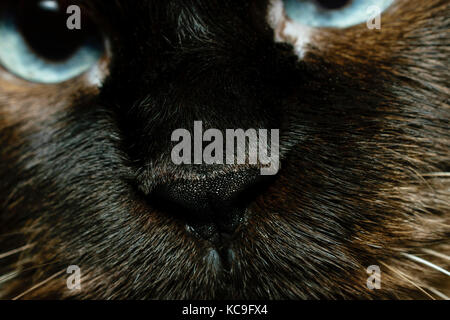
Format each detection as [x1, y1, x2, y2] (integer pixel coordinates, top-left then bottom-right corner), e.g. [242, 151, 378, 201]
[316, 0, 351, 10]
[16, 0, 97, 62]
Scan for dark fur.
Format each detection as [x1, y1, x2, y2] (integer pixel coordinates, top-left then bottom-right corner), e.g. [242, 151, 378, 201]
[0, 0, 449, 299]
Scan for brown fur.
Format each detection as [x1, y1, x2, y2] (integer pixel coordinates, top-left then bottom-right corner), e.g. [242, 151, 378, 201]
[0, 0, 449, 299]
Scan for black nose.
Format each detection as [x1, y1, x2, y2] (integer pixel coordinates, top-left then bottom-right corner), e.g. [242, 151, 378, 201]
[151, 169, 266, 243]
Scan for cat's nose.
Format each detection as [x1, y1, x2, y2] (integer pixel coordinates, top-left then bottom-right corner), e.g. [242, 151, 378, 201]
[151, 169, 266, 243]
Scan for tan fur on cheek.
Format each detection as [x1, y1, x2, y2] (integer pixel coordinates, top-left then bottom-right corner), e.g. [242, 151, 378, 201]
[0, 73, 100, 128]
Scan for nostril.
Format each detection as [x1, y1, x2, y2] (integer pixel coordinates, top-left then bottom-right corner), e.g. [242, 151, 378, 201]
[148, 168, 272, 242]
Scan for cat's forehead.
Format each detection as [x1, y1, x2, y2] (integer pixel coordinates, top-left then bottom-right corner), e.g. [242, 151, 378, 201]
[78, 1, 265, 16]
[76, 0, 271, 32]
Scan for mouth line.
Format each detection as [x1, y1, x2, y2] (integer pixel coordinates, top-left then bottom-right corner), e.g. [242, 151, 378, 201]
[132, 172, 277, 273]
[185, 210, 253, 273]
[198, 232, 237, 272]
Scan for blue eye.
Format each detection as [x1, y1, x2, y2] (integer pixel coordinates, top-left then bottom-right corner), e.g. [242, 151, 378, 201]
[283, 0, 394, 28]
[0, 0, 105, 84]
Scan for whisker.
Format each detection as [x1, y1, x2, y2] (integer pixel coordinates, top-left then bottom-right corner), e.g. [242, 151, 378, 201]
[20, 260, 62, 273]
[0, 259, 63, 292]
[0, 271, 19, 285]
[0, 244, 34, 260]
[381, 262, 435, 300]
[421, 172, 450, 177]
[422, 249, 450, 261]
[426, 287, 450, 300]
[402, 253, 450, 277]
[12, 269, 65, 300]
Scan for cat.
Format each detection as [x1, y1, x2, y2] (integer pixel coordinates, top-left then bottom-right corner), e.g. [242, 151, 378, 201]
[0, 0, 448, 299]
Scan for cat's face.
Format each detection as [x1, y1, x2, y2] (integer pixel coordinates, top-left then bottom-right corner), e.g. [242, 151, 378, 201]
[0, 0, 448, 299]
